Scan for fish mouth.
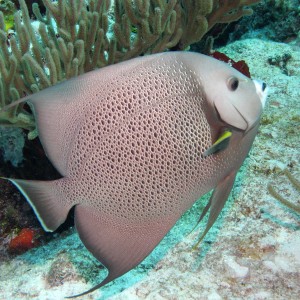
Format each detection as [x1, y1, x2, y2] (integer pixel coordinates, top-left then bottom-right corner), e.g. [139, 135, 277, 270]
[253, 79, 268, 108]
[232, 80, 268, 133]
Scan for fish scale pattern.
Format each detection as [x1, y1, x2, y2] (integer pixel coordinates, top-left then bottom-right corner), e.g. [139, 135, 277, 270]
[59, 56, 222, 222]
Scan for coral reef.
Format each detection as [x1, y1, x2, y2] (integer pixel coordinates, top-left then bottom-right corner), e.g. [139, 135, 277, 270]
[225, 0, 300, 44]
[10, 0, 46, 16]
[0, 126, 24, 166]
[267, 53, 292, 76]
[210, 51, 251, 77]
[0, 0, 16, 30]
[8, 227, 39, 254]
[0, 0, 260, 139]
[0, 136, 61, 250]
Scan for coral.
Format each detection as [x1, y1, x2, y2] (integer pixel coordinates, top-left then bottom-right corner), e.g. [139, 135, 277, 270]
[210, 51, 251, 77]
[226, 0, 300, 44]
[8, 227, 39, 254]
[0, 0, 260, 138]
[175, 0, 260, 50]
[0, 0, 17, 30]
[268, 168, 300, 214]
[0, 178, 37, 241]
[10, 0, 46, 17]
[267, 53, 292, 76]
[46, 252, 81, 288]
[0, 126, 24, 166]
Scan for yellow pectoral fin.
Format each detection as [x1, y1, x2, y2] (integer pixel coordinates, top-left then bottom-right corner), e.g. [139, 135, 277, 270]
[203, 129, 232, 157]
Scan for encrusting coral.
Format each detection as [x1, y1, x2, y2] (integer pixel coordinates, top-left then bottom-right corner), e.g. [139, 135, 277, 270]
[0, 0, 260, 139]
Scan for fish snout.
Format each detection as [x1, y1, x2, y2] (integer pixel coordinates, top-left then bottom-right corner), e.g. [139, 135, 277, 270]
[212, 78, 268, 133]
[253, 79, 268, 108]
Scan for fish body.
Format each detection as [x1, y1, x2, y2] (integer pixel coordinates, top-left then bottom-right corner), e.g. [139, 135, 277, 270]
[3, 52, 268, 296]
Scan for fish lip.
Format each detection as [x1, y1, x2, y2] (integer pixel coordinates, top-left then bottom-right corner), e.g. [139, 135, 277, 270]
[253, 79, 269, 107]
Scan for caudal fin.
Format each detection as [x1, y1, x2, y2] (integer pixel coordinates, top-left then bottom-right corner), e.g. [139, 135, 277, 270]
[3, 178, 72, 232]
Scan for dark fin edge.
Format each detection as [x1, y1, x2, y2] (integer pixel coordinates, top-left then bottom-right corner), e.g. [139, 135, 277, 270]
[2, 177, 71, 232]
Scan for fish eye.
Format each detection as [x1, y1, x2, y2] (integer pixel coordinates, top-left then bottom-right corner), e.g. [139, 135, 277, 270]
[228, 77, 239, 91]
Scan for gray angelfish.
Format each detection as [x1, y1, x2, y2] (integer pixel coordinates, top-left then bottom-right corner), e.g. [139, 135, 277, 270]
[1, 52, 268, 297]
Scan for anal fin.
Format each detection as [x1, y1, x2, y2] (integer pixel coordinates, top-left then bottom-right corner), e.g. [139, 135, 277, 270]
[70, 204, 178, 297]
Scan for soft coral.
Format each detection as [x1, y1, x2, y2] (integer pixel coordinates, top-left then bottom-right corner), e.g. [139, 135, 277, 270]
[210, 51, 251, 78]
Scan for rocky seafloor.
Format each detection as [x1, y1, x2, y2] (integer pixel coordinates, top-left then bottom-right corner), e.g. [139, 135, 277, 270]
[0, 37, 299, 300]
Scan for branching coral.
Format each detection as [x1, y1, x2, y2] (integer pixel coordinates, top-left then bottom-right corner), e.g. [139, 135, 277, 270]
[178, 0, 260, 49]
[0, 0, 260, 139]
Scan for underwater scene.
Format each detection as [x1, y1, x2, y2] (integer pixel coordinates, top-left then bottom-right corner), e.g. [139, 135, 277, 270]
[0, 0, 299, 299]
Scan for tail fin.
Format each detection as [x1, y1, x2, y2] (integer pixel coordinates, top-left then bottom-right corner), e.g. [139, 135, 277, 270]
[3, 178, 72, 232]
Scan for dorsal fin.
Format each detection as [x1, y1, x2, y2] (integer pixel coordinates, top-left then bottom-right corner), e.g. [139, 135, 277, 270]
[20, 54, 162, 176]
[27, 79, 87, 176]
